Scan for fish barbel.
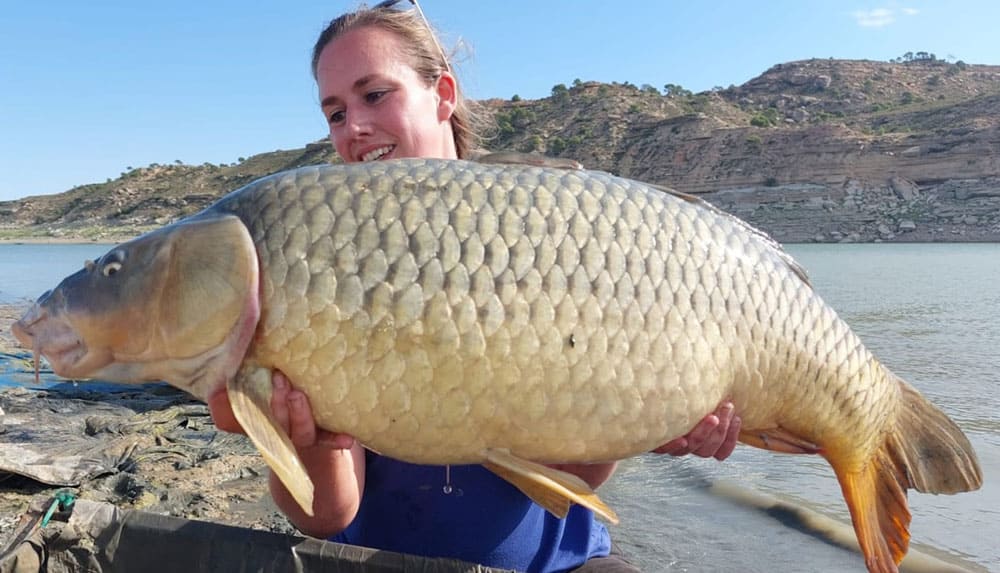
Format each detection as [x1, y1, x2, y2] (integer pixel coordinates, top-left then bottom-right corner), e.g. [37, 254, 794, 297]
[12, 158, 981, 572]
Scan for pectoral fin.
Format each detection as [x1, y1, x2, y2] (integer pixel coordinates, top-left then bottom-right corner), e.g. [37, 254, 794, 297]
[482, 449, 619, 524]
[227, 365, 315, 516]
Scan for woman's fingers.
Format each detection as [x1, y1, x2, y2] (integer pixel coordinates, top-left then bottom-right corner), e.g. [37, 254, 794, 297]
[287, 390, 318, 448]
[650, 401, 742, 460]
[651, 436, 691, 456]
[711, 413, 741, 461]
[317, 431, 357, 450]
[208, 371, 356, 453]
[271, 372, 292, 432]
[689, 404, 732, 457]
[206, 387, 243, 434]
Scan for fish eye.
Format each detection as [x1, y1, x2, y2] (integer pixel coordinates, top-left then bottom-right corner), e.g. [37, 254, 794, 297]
[102, 261, 123, 277]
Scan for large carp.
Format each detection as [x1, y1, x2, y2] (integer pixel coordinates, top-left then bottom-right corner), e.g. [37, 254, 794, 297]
[12, 159, 981, 573]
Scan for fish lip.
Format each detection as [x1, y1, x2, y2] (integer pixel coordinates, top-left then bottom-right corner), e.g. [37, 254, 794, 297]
[10, 318, 33, 348]
[12, 302, 46, 335]
[12, 303, 45, 347]
[30, 335, 88, 377]
[12, 306, 89, 378]
[44, 338, 85, 363]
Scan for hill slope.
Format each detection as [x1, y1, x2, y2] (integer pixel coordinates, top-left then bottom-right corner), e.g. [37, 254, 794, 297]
[2, 57, 999, 243]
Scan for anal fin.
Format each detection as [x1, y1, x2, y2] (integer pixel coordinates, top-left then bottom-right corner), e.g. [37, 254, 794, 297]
[482, 449, 619, 524]
[831, 452, 909, 573]
[227, 365, 315, 516]
[740, 427, 822, 454]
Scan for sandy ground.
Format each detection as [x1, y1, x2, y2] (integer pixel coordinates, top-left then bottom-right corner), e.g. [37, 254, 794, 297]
[0, 303, 295, 548]
[0, 306, 23, 354]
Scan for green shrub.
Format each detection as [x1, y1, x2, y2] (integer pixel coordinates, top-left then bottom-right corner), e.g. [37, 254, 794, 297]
[521, 135, 542, 152]
[548, 136, 567, 155]
[663, 83, 692, 97]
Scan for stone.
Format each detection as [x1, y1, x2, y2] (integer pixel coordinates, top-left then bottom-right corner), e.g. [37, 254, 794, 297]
[890, 177, 920, 201]
[814, 75, 832, 90]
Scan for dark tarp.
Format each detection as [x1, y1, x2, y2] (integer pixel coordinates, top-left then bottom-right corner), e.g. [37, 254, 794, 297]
[0, 497, 512, 573]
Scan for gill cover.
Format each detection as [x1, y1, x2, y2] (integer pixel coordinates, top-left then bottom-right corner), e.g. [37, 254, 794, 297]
[63, 214, 260, 394]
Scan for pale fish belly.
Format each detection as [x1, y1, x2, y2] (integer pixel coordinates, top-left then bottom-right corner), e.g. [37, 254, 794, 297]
[226, 160, 891, 465]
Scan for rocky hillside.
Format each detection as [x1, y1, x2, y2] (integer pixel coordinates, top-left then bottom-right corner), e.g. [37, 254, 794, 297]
[2, 57, 999, 243]
[0, 143, 339, 242]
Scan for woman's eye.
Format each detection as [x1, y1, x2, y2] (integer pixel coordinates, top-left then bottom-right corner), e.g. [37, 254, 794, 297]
[328, 110, 345, 125]
[102, 261, 123, 277]
[365, 90, 388, 104]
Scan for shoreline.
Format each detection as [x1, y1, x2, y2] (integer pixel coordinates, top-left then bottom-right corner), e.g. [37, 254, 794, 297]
[0, 237, 128, 245]
[0, 303, 28, 355]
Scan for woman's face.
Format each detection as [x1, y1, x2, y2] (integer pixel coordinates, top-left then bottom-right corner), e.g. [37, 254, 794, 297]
[316, 26, 457, 163]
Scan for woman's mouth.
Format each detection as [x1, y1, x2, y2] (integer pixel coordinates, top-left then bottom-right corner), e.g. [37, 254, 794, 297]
[360, 145, 395, 162]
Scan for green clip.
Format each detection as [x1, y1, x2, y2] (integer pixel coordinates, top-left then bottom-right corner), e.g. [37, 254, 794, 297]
[40, 490, 76, 528]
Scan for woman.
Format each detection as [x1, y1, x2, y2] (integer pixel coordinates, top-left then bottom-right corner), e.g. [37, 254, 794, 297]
[209, 3, 741, 571]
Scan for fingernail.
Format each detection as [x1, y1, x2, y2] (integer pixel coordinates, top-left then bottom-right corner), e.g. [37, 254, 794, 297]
[273, 374, 287, 391]
[319, 433, 355, 449]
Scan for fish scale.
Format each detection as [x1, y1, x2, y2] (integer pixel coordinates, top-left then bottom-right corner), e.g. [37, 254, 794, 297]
[13, 158, 981, 573]
[210, 160, 826, 462]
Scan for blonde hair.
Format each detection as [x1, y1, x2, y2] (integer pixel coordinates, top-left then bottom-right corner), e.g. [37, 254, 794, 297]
[311, 7, 488, 159]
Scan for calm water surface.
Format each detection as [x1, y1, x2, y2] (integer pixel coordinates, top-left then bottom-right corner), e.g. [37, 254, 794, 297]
[1, 242, 998, 571]
[0, 243, 110, 304]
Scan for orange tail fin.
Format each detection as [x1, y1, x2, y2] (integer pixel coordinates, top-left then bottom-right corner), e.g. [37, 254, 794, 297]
[830, 374, 982, 573]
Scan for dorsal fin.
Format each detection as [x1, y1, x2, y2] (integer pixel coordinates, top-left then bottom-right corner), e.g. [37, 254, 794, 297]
[646, 181, 813, 288]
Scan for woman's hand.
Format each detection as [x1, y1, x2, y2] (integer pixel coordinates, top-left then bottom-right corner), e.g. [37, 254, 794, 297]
[652, 401, 741, 461]
[206, 373, 356, 449]
[206, 372, 365, 538]
[547, 401, 741, 490]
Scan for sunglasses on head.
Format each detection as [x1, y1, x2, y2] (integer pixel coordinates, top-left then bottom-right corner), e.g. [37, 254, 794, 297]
[372, 0, 451, 73]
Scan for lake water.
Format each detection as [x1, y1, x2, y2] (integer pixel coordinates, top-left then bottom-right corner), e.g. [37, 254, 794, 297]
[1, 242, 997, 572]
[0, 243, 112, 305]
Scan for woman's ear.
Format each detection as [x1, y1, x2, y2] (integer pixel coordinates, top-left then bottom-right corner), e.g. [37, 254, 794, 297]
[434, 71, 458, 121]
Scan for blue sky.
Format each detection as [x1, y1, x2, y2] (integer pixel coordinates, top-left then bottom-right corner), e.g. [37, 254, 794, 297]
[2, 1, 998, 202]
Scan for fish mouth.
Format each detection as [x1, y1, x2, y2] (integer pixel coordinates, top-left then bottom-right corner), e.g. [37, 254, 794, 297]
[12, 305, 90, 379]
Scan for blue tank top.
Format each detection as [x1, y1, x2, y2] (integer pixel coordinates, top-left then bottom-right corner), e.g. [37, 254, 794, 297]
[331, 452, 611, 572]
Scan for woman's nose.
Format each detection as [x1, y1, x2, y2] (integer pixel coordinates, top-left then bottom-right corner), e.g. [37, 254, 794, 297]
[345, 108, 374, 136]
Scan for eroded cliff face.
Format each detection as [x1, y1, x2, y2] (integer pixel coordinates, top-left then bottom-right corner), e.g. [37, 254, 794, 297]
[3, 58, 999, 242]
[703, 176, 1000, 243]
[513, 58, 1000, 243]
[621, 122, 1000, 242]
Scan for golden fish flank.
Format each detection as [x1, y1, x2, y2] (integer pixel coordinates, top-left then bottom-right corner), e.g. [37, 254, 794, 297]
[12, 158, 981, 573]
[250, 168, 707, 459]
